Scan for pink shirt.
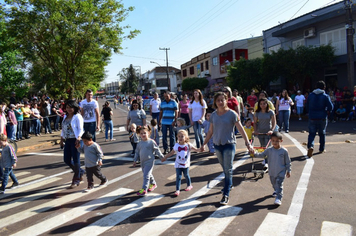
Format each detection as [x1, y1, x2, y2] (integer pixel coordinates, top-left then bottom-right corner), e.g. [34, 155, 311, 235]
[180, 100, 190, 114]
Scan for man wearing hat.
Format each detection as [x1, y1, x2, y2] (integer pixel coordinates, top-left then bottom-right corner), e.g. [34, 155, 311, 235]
[294, 90, 305, 120]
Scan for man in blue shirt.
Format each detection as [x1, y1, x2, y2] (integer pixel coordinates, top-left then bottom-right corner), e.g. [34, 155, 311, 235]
[159, 91, 178, 154]
[306, 80, 333, 158]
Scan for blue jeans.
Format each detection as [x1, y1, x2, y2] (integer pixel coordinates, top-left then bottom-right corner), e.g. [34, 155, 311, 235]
[63, 138, 84, 184]
[104, 120, 113, 140]
[33, 119, 41, 135]
[278, 110, 291, 131]
[176, 167, 191, 191]
[193, 121, 204, 148]
[162, 124, 175, 151]
[307, 119, 327, 152]
[1, 167, 18, 191]
[53, 115, 60, 130]
[84, 121, 97, 142]
[7, 125, 17, 141]
[43, 117, 52, 133]
[17, 121, 23, 140]
[215, 143, 236, 197]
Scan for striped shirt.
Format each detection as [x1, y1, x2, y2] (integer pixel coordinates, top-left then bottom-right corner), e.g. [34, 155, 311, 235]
[160, 99, 178, 125]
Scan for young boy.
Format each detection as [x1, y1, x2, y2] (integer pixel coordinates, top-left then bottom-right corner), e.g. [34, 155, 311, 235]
[0, 134, 19, 194]
[202, 111, 214, 155]
[253, 131, 291, 206]
[76, 131, 108, 192]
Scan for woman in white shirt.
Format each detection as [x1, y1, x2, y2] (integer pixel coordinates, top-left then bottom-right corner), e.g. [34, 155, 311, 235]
[276, 90, 294, 133]
[60, 100, 85, 189]
[189, 89, 207, 148]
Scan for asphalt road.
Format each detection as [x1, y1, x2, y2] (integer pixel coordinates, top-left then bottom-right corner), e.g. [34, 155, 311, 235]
[0, 99, 355, 236]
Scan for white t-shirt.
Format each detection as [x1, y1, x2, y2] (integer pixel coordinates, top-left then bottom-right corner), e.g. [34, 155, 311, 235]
[188, 100, 207, 121]
[80, 99, 98, 123]
[278, 98, 292, 111]
[173, 143, 191, 168]
[150, 98, 161, 113]
[294, 95, 305, 107]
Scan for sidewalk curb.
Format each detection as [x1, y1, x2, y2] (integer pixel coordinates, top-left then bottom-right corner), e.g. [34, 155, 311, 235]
[17, 141, 56, 154]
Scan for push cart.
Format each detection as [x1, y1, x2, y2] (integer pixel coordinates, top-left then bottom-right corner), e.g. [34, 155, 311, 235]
[249, 139, 271, 179]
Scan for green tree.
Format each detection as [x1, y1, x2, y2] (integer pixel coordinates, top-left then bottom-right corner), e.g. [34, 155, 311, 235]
[182, 77, 209, 91]
[227, 58, 268, 91]
[5, 0, 140, 99]
[0, 6, 27, 101]
[118, 64, 140, 94]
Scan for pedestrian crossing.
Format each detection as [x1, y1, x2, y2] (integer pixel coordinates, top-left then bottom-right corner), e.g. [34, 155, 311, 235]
[1, 152, 354, 236]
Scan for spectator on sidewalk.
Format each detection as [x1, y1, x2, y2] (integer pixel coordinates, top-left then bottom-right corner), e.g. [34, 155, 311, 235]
[22, 102, 32, 139]
[14, 103, 24, 140]
[80, 89, 100, 142]
[40, 99, 52, 134]
[6, 104, 18, 142]
[31, 103, 42, 136]
[101, 101, 115, 141]
[51, 101, 61, 132]
[306, 80, 333, 158]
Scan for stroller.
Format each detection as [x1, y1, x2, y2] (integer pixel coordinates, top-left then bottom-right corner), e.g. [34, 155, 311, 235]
[249, 137, 271, 179]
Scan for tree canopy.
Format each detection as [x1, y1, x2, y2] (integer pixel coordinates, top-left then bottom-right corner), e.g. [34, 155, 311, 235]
[226, 45, 335, 92]
[118, 64, 140, 94]
[182, 77, 209, 92]
[4, 0, 140, 99]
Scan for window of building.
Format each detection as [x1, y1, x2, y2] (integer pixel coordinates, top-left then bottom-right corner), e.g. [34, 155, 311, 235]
[205, 60, 209, 70]
[189, 66, 194, 75]
[183, 69, 187, 77]
[292, 39, 304, 49]
[200, 63, 204, 71]
[212, 57, 218, 66]
[268, 44, 281, 54]
[320, 28, 346, 56]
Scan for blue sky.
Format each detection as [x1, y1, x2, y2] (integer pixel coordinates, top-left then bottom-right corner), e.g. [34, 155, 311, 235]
[1, 0, 342, 83]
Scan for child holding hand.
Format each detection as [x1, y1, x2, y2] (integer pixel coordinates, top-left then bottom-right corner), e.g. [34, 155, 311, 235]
[162, 130, 199, 196]
[133, 125, 164, 196]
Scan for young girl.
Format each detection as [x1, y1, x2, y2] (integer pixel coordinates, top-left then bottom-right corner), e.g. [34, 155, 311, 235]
[174, 118, 191, 134]
[162, 130, 199, 196]
[243, 118, 254, 143]
[133, 125, 164, 196]
[129, 123, 139, 156]
[150, 119, 159, 146]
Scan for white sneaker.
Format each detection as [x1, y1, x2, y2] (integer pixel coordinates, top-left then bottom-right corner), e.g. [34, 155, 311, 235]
[274, 198, 282, 206]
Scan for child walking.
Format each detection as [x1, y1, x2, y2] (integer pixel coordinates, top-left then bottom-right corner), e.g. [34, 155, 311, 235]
[253, 132, 291, 206]
[129, 123, 139, 156]
[0, 134, 19, 193]
[202, 112, 214, 155]
[76, 131, 108, 192]
[133, 125, 164, 196]
[162, 130, 199, 196]
[150, 119, 160, 146]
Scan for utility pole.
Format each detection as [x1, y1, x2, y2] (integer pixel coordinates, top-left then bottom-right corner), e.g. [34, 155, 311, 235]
[345, 0, 355, 89]
[159, 47, 170, 91]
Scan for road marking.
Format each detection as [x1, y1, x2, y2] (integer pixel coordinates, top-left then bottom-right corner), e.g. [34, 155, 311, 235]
[255, 213, 295, 236]
[69, 193, 163, 236]
[320, 221, 353, 236]
[12, 171, 31, 177]
[255, 133, 314, 236]
[189, 206, 242, 236]
[130, 199, 203, 236]
[0, 177, 61, 200]
[25, 152, 63, 156]
[8, 174, 44, 184]
[0, 168, 142, 229]
[0, 179, 68, 213]
[130, 154, 250, 236]
[11, 188, 133, 236]
[166, 156, 210, 181]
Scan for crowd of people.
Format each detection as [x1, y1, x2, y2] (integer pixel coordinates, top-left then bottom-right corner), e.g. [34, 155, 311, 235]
[1, 83, 355, 206]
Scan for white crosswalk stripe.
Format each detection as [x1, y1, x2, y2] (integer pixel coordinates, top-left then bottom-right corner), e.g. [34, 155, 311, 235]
[69, 193, 164, 236]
